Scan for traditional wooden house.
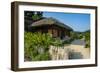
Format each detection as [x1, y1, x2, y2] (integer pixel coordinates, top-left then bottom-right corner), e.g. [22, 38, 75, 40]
[27, 17, 73, 39]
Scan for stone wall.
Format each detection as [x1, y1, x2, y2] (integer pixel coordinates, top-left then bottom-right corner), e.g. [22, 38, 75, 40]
[49, 45, 90, 60]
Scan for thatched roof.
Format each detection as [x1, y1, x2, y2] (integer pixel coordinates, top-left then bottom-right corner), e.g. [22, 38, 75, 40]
[30, 17, 73, 31]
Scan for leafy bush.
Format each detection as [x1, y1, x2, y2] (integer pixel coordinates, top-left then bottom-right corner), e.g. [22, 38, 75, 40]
[51, 38, 63, 46]
[24, 32, 53, 61]
[33, 52, 51, 61]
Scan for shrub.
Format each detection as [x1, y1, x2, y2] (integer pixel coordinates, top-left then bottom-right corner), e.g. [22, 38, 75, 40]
[24, 32, 53, 61]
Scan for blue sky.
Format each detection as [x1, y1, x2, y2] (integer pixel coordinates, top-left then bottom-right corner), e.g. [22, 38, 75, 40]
[43, 12, 90, 32]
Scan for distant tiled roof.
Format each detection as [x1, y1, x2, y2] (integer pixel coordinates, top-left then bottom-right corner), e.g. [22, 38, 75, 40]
[30, 17, 73, 31]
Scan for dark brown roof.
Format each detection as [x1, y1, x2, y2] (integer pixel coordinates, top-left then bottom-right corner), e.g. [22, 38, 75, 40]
[30, 17, 73, 31]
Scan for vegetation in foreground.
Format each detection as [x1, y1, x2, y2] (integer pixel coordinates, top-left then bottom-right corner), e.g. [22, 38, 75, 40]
[24, 32, 64, 61]
[24, 30, 90, 61]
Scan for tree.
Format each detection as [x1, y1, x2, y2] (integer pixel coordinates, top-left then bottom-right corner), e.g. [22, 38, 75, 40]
[24, 32, 52, 61]
[32, 12, 43, 21]
[84, 31, 90, 48]
[70, 32, 79, 39]
[24, 11, 43, 21]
